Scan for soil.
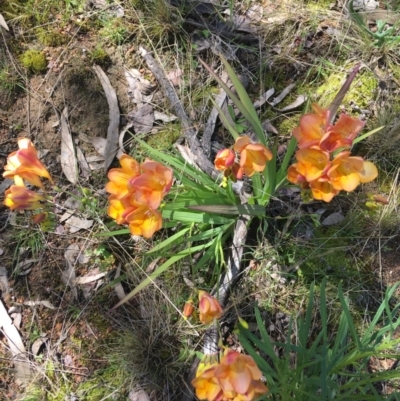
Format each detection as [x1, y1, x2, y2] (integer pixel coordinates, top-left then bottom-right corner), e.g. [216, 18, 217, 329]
[1, 1, 400, 400]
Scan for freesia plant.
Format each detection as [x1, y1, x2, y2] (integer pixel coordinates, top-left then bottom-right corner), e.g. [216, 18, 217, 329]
[3, 138, 54, 229]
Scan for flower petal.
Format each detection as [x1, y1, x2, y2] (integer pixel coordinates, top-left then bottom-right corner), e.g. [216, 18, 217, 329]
[359, 161, 378, 183]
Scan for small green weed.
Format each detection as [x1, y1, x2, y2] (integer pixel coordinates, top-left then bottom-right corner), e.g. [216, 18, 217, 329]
[99, 18, 130, 45]
[0, 65, 23, 95]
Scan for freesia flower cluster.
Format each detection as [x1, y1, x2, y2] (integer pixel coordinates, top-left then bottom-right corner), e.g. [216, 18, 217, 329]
[287, 104, 378, 202]
[3, 138, 53, 220]
[183, 291, 268, 400]
[105, 154, 173, 238]
[192, 349, 268, 401]
[214, 135, 272, 180]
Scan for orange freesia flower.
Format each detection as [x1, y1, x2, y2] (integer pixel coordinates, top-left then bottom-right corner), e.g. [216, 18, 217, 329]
[192, 350, 268, 401]
[287, 164, 308, 187]
[292, 103, 329, 149]
[327, 151, 364, 192]
[215, 349, 268, 401]
[192, 364, 223, 401]
[128, 160, 173, 210]
[4, 185, 45, 210]
[3, 138, 53, 189]
[293, 104, 365, 152]
[105, 157, 173, 238]
[215, 149, 235, 171]
[105, 154, 140, 199]
[233, 136, 272, 178]
[198, 290, 223, 324]
[295, 148, 330, 182]
[309, 177, 339, 203]
[107, 195, 130, 224]
[320, 113, 365, 152]
[124, 204, 163, 238]
[182, 300, 195, 319]
[328, 151, 378, 192]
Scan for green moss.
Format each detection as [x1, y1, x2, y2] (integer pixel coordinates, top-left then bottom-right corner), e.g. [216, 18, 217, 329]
[278, 115, 299, 137]
[315, 68, 377, 109]
[36, 28, 68, 47]
[90, 47, 111, 67]
[77, 364, 128, 401]
[20, 50, 47, 74]
[146, 123, 181, 151]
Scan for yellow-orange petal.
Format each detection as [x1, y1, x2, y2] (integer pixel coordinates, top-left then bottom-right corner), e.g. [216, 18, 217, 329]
[287, 164, 306, 184]
[331, 113, 365, 141]
[125, 206, 163, 238]
[17, 145, 53, 182]
[294, 113, 325, 149]
[107, 196, 128, 224]
[296, 148, 330, 182]
[359, 161, 378, 183]
[233, 135, 251, 152]
[119, 154, 140, 177]
[309, 180, 338, 203]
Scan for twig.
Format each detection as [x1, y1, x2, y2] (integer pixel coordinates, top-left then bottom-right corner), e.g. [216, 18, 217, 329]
[138, 46, 218, 178]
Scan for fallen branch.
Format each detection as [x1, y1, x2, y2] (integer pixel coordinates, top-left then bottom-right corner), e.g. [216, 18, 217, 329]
[138, 46, 218, 179]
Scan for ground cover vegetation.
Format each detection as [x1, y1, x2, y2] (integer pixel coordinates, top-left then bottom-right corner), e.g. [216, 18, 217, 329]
[1, 0, 400, 400]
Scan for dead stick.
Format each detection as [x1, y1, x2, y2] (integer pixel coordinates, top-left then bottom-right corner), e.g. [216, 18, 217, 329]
[138, 46, 218, 178]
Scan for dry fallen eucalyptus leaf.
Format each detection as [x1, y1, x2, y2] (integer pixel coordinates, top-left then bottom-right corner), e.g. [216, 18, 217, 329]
[60, 107, 78, 185]
[0, 13, 9, 31]
[0, 302, 31, 385]
[93, 66, 120, 169]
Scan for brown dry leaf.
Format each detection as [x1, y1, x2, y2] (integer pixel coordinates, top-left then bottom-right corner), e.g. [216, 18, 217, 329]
[253, 89, 275, 109]
[75, 272, 106, 285]
[154, 111, 177, 122]
[65, 216, 94, 233]
[93, 65, 120, 169]
[167, 68, 183, 87]
[90, 137, 108, 156]
[125, 68, 155, 105]
[270, 84, 296, 107]
[175, 144, 198, 167]
[262, 120, 278, 135]
[31, 337, 48, 356]
[276, 95, 307, 112]
[322, 212, 344, 226]
[0, 266, 9, 294]
[24, 300, 56, 310]
[129, 388, 150, 401]
[203, 87, 227, 156]
[63, 245, 78, 299]
[60, 107, 78, 184]
[75, 146, 91, 178]
[113, 264, 126, 301]
[128, 104, 154, 134]
[0, 301, 31, 385]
